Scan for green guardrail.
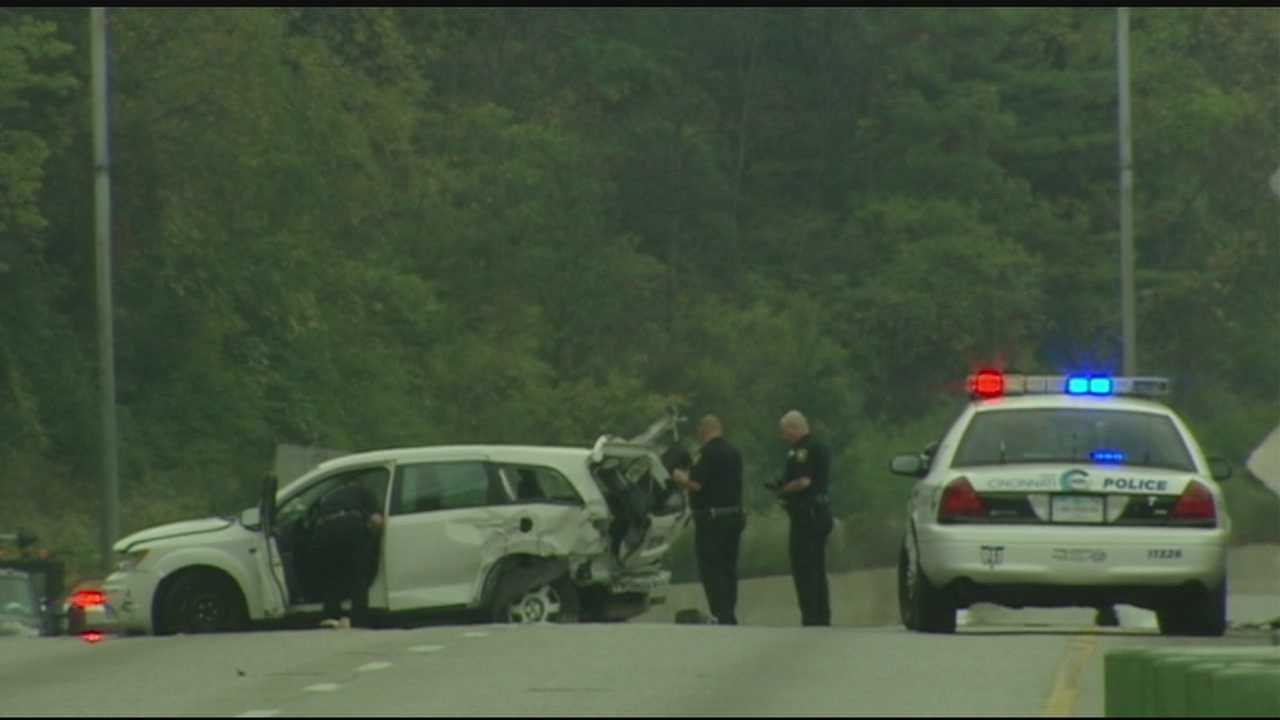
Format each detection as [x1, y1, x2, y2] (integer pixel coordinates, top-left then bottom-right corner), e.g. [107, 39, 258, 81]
[1105, 647, 1280, 717]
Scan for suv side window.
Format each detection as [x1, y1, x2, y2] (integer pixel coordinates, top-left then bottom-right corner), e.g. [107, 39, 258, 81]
[392, 461, 511, 516]
[276, 466, 390, 532]
[497, 464, 584, 505]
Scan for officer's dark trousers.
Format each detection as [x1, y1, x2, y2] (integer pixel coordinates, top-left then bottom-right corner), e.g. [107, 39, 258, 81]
[315, 515, 374, 628]
[787, 503, 833, 626]
[694, 512, 745, 625]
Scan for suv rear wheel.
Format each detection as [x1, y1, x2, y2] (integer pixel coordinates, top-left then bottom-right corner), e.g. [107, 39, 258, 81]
[493, 576, 580, 624]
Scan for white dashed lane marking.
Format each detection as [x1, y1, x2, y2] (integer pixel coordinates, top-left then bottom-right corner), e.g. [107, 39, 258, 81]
[304, 683, 341, 693]
[462, 631, 489, 638]
[357, 661, 393, 673]
[408, 644, 445, 653]
[236, 711, 280, 718]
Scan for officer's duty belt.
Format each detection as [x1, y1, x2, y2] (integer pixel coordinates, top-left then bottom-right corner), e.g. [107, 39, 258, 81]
[785, 495, 830, 509]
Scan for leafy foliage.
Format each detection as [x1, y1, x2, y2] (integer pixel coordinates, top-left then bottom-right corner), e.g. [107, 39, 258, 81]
[0, 8, 1276, 582]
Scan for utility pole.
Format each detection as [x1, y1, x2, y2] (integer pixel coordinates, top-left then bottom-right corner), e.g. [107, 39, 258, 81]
[91, 7, 119, 575]
[1117, 7, 1137, 376]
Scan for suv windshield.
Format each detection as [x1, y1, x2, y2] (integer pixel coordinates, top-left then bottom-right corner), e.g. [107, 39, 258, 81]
[952, 408, 1196, 472]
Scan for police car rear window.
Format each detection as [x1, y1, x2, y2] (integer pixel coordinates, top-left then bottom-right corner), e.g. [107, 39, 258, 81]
[951, 408, 1195, 472]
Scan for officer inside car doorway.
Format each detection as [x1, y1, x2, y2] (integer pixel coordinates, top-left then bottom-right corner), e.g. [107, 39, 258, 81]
[672, 415, 745, 625]
[310, 475, 383, 629]
[772, 409, 834, 627]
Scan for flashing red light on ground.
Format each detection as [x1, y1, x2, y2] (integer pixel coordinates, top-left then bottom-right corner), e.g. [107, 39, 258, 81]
[968, 370, 1004, 399]
[71, 590, 105, 608]
[81, 631, 104, 644]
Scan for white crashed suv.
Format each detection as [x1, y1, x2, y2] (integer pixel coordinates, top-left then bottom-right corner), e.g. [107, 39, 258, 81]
[891, 372, 1232, 636]
[103, 438, 688, 634]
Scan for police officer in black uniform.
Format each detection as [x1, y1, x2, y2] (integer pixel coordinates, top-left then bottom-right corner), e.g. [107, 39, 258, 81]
[771, 409, 834, 627]
[672, 415, 745, 625]
[309, 475, 383, 629]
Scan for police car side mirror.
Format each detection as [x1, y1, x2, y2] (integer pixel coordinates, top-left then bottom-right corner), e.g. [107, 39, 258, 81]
[1207, 456, 1232, 482]
[890, 454, 927, 478]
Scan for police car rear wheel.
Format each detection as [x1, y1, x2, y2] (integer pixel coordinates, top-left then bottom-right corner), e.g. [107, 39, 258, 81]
[1156, 582, 1227, 637]
[909, 551, 955, 634]
[897, 544, 918, 630]
[160, 571, 246, 635]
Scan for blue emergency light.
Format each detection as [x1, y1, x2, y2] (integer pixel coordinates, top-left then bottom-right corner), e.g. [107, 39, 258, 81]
[1066, 375, 1114, 396]
[1090, 449, 1126, 464]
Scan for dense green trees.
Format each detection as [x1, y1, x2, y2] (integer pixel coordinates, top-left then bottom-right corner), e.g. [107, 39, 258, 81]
[1, 8, 1275, 578]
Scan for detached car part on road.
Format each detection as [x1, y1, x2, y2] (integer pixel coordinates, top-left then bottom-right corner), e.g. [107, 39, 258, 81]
[892, 372, 1232, 637]
[104, 438, 689, 634]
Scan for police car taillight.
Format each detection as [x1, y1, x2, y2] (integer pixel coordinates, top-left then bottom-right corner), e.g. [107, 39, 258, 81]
[938, 476, 986, 523]
[1170, 481, 1216, 525]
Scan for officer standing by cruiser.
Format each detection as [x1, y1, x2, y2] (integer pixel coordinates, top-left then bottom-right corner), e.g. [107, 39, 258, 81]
[671, 415, 745, 625]
[771, 409, 834, 627]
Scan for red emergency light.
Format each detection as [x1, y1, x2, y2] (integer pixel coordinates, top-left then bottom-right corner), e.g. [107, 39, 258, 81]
[967, 369, 1004, 399]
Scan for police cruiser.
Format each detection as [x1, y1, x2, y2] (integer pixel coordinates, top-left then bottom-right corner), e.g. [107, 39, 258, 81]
[891, 371, 1232, 636]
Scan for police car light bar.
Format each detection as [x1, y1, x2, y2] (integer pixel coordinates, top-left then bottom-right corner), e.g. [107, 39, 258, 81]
[967, 370, 1171, 400]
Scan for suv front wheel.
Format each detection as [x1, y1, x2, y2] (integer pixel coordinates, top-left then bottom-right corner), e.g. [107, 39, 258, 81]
[159, 570, 247, 635]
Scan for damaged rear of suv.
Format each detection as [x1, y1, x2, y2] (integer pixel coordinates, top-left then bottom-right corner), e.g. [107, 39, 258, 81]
[103, 439, 689, 634]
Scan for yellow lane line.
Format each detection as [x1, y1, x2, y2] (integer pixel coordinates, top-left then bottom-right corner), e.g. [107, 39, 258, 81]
[1043, 634, 1100, 717]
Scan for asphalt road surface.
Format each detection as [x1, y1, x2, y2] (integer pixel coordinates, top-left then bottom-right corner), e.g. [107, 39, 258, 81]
[3, 545, 1277, 717]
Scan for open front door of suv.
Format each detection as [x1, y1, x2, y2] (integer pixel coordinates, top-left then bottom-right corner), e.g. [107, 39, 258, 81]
[254, 473, 289, 620]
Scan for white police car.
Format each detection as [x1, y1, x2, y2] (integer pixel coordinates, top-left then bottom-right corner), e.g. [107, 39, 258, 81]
[891, 371, 1232, 636]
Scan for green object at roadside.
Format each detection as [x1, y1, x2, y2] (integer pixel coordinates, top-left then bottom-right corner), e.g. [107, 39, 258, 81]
[1186, 661, 1231, 718]
[1105, 648, 1151, 717]
[1211, 664, 1280, 718]
[1104, 647, 1280, 717]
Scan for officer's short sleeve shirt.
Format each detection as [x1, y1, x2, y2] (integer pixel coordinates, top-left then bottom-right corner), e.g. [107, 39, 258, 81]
[783, 434, 830, 501]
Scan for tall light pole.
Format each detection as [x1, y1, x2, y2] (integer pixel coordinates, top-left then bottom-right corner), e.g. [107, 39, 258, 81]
[1117, 7, 1137, 376]
[91, 7, 120, 575]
